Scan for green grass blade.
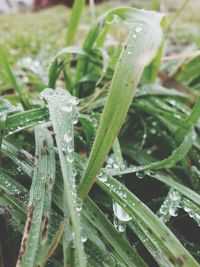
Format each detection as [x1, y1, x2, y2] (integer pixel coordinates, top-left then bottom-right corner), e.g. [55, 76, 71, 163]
[66, 0, 85, 46]
[41, 88, 86, 267]
[167, 0, 191, 32]
[143, 42, 164, 83]
[48, 46, 86, 89]
[0, 170, 63, 266]
[0, 46, 31, 110]
[78, 8, 165, 198]
[149, 172, 200, 206]
[115, 130, 193, 174]
[151, 0, 160, 10]
[4, 108, 48, 136]
[97, 175, 199, 267]
[1, 139, 146, 266]
[84, 197, 148, 267]
[16, 125, 55, 267]
[0, 98, 13, 146]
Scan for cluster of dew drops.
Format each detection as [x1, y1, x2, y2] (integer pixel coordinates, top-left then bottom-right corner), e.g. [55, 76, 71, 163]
[158, 189, 200, 227]
[98, 154, 132, 232]
[40, 88, 89, 244]
[41, 88, 80, 164]
[126, 23, 143, 55]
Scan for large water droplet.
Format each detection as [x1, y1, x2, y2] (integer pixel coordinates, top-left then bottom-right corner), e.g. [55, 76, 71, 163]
[113, 202, 131, 222]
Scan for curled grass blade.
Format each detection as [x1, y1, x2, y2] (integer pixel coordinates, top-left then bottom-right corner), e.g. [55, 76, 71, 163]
[78, 7, 165, 198]
[114, 130, 193, 174]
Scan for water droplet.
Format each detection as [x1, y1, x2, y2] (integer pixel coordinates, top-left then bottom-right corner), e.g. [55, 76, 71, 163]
[174, 114, 181, 119]
[113, 202, 132, 222]
[73, 114, 79, 124]
[150, 128, 156, 135]
[136, 171, 145, 179]
[64, 132, 72, 142]
[169, 207, 178, 217]
[40, 88, 55, 99]
[135, 26, 143, 33]
[76, 197, 83, 214]
[72, 169, 77, 177]
[158, 189, 181, 223]
[67, 144, 73, 153]
[98, 172, 107, 182]
[81, 230, 87, 243]
[147, 170, 156, 176]
[67, 153, 74, 163]
[62, 104, 72, 112]
[70, 97, 79, 106]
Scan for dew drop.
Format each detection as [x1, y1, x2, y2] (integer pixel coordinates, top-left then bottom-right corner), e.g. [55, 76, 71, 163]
[62, 104, 72, 112]
[113, 202, 132, 222]
[73, 114, 79, 124]
[97, 172, 107, 182]
[135, 26, 143, 33]
[64, 132, 72, 142]
[40, 88, 55, 99]
[67, 144, 73, 153]
[72, 169, 77, 177]
[81, 230, 88, 243]
[147, 170, 156, 176]
[76, 197, 83, 214]
[150, 128, 156, 135]
[136, 171, 145, 179]
[169, 207, 178, 217]
[114, 216, 126, 233]
[67, 153, 74, 163]
[70, 97, 79, 106]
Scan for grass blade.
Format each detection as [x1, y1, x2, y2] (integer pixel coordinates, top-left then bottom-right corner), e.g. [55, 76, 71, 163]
[78, 7, 165, 198]
[97, 175, 199, 267]
[0, 99, 13, 146]
[0, 46, 31, 110]
[16, 125, 55, 267]
[41, 88, 86, 267]
[66, 0, 85, 46]
[83, 197, 148, 267]
[115, 131, 193, 174]
[4, 108, 48, 136]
